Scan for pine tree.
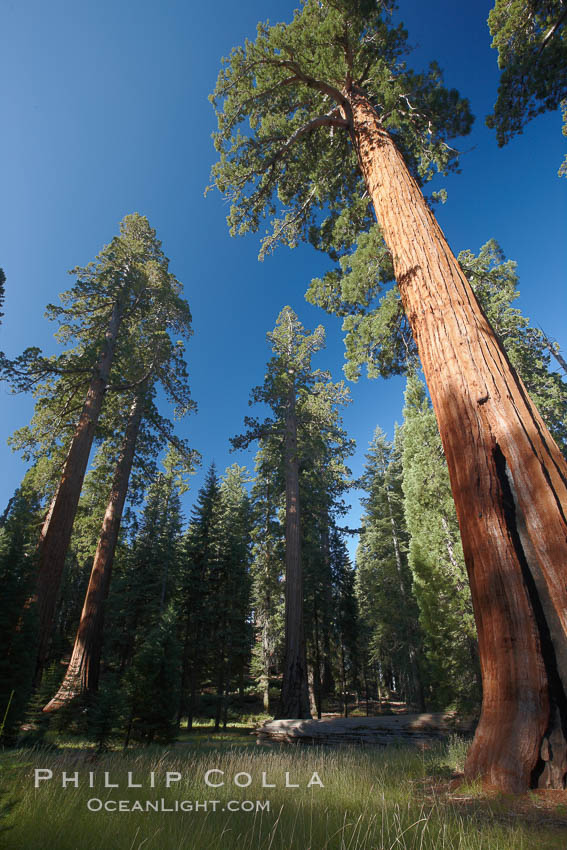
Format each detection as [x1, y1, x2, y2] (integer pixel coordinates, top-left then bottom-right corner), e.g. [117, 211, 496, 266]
[104, 450, 188, 684]
[7, 214, 190, 682]
[233, 306, 351, 719]
[0, 474, 42, 742]
[356, 427, 425, 711]
[401, 376, 481, 709]
[178, 464, 222, 728]
[210, 3, 567, 788]
[124, 605, 182, 745]
[486, 0, 567, 148]
[43, 249, 196, 711]
[330, 529, 359, 718]
[249, 447, 285, 713]
[210, 465, 252, 730]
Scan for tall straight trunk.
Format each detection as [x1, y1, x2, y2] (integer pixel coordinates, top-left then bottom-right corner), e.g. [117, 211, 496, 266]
[383, 477, 426, 712]
[278, 377, 311, 719]
[349, 92, 567, 791]
[313, 604, 323, 718]
[43, 389, 145, 712]
[33, 297, 125, 681]
[340, 641, 348, 718]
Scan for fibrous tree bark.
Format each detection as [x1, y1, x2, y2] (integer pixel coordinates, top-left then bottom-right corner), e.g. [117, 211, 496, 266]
[43, 388, 146, 711]
[33, 296, 125, 681]
[348, 93, 567, 791]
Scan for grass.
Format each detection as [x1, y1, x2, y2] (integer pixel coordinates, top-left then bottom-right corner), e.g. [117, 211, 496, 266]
[1, 734, 567, 849]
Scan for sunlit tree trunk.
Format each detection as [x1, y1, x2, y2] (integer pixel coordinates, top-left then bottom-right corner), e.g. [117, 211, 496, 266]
[43, 389, 145, 711]
[32, 298, 125, 682]
[349, 92, 567, 791]
[278, 376, 311, 719]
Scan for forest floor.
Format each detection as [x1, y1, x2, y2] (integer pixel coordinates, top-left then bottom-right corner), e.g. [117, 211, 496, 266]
[2, 718, 567, 849]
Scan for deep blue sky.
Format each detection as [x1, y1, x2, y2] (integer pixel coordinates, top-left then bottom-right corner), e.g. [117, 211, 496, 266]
[1, 0, 565, 553]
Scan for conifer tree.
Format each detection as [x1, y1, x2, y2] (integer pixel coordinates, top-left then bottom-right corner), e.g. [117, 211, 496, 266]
[105, 450, 187, 683]
[330, 529, 359, 717]
[0, 474, 42, 741]
[401, 376, 481, 709]
[249, 447, 285, 712]
[178, 464, 222, 728]
[44, 296, 196, 711]
[210, 2, 567, 788]
[233, 306, 351, 718]
[486, 0, 567, 149]
[7, 214, 188, 682]
[356, 426, 425, 710]
[211, 465, 252, 730]
[124, 605, 182, 745]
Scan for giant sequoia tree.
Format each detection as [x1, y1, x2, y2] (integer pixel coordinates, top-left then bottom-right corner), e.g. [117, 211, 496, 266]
[10, 214, 182, 681]
[210, 1, 567, 791]
[43, 278, 196, 711]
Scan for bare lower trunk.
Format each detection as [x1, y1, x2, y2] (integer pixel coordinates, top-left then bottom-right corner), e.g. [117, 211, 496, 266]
[32, 298, 125, 682]
[349, 92, 567, 791]
[384, 479, 426, 712]
[43, 390, 145, 711]
[278, 377, 311, 719]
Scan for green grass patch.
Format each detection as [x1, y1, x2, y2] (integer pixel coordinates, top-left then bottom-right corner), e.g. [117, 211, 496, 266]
[1, 737, 566, 849]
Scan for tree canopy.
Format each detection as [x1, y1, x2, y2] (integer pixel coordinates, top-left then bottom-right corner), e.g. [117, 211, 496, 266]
[209, 0, 473, 260]
[486, 0, 567, 145]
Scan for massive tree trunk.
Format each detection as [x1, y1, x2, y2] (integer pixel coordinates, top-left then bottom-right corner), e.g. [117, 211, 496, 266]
[349, 92, 567, 792]
[32, 298, 125, 682]
[43, 389, 145, 711]
[278, 376, 311, 719]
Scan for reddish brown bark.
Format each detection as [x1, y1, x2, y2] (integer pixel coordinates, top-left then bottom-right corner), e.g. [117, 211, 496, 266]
[43, 390, 145, 711]
[32, 298, 125, 682]
[348, 92, 567, 791]
[278, 376, 311, 719]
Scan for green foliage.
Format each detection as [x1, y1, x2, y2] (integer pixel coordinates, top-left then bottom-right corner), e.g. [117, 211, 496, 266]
[232, 306, 352, 461]
[87, 670, 126, 751]
[486, 0, 567, 145]
[355, 426, 424, 706]
[458, 239, 567, 454]
[7, 213, 196, 467]
[209, 0, 473, 260]
[178, 463, 252, 728]
[124, 605, 182, 744]
[310, 234, 567, 454]
[330, 529, 359, 710]
[248, 450, 286, 705]
[401, 374, 480, 710]
[0, 475, 42, 742]
[238, 308, 355, 714]
[307, 224, 416, 379]
[105, 450, 188, 689]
